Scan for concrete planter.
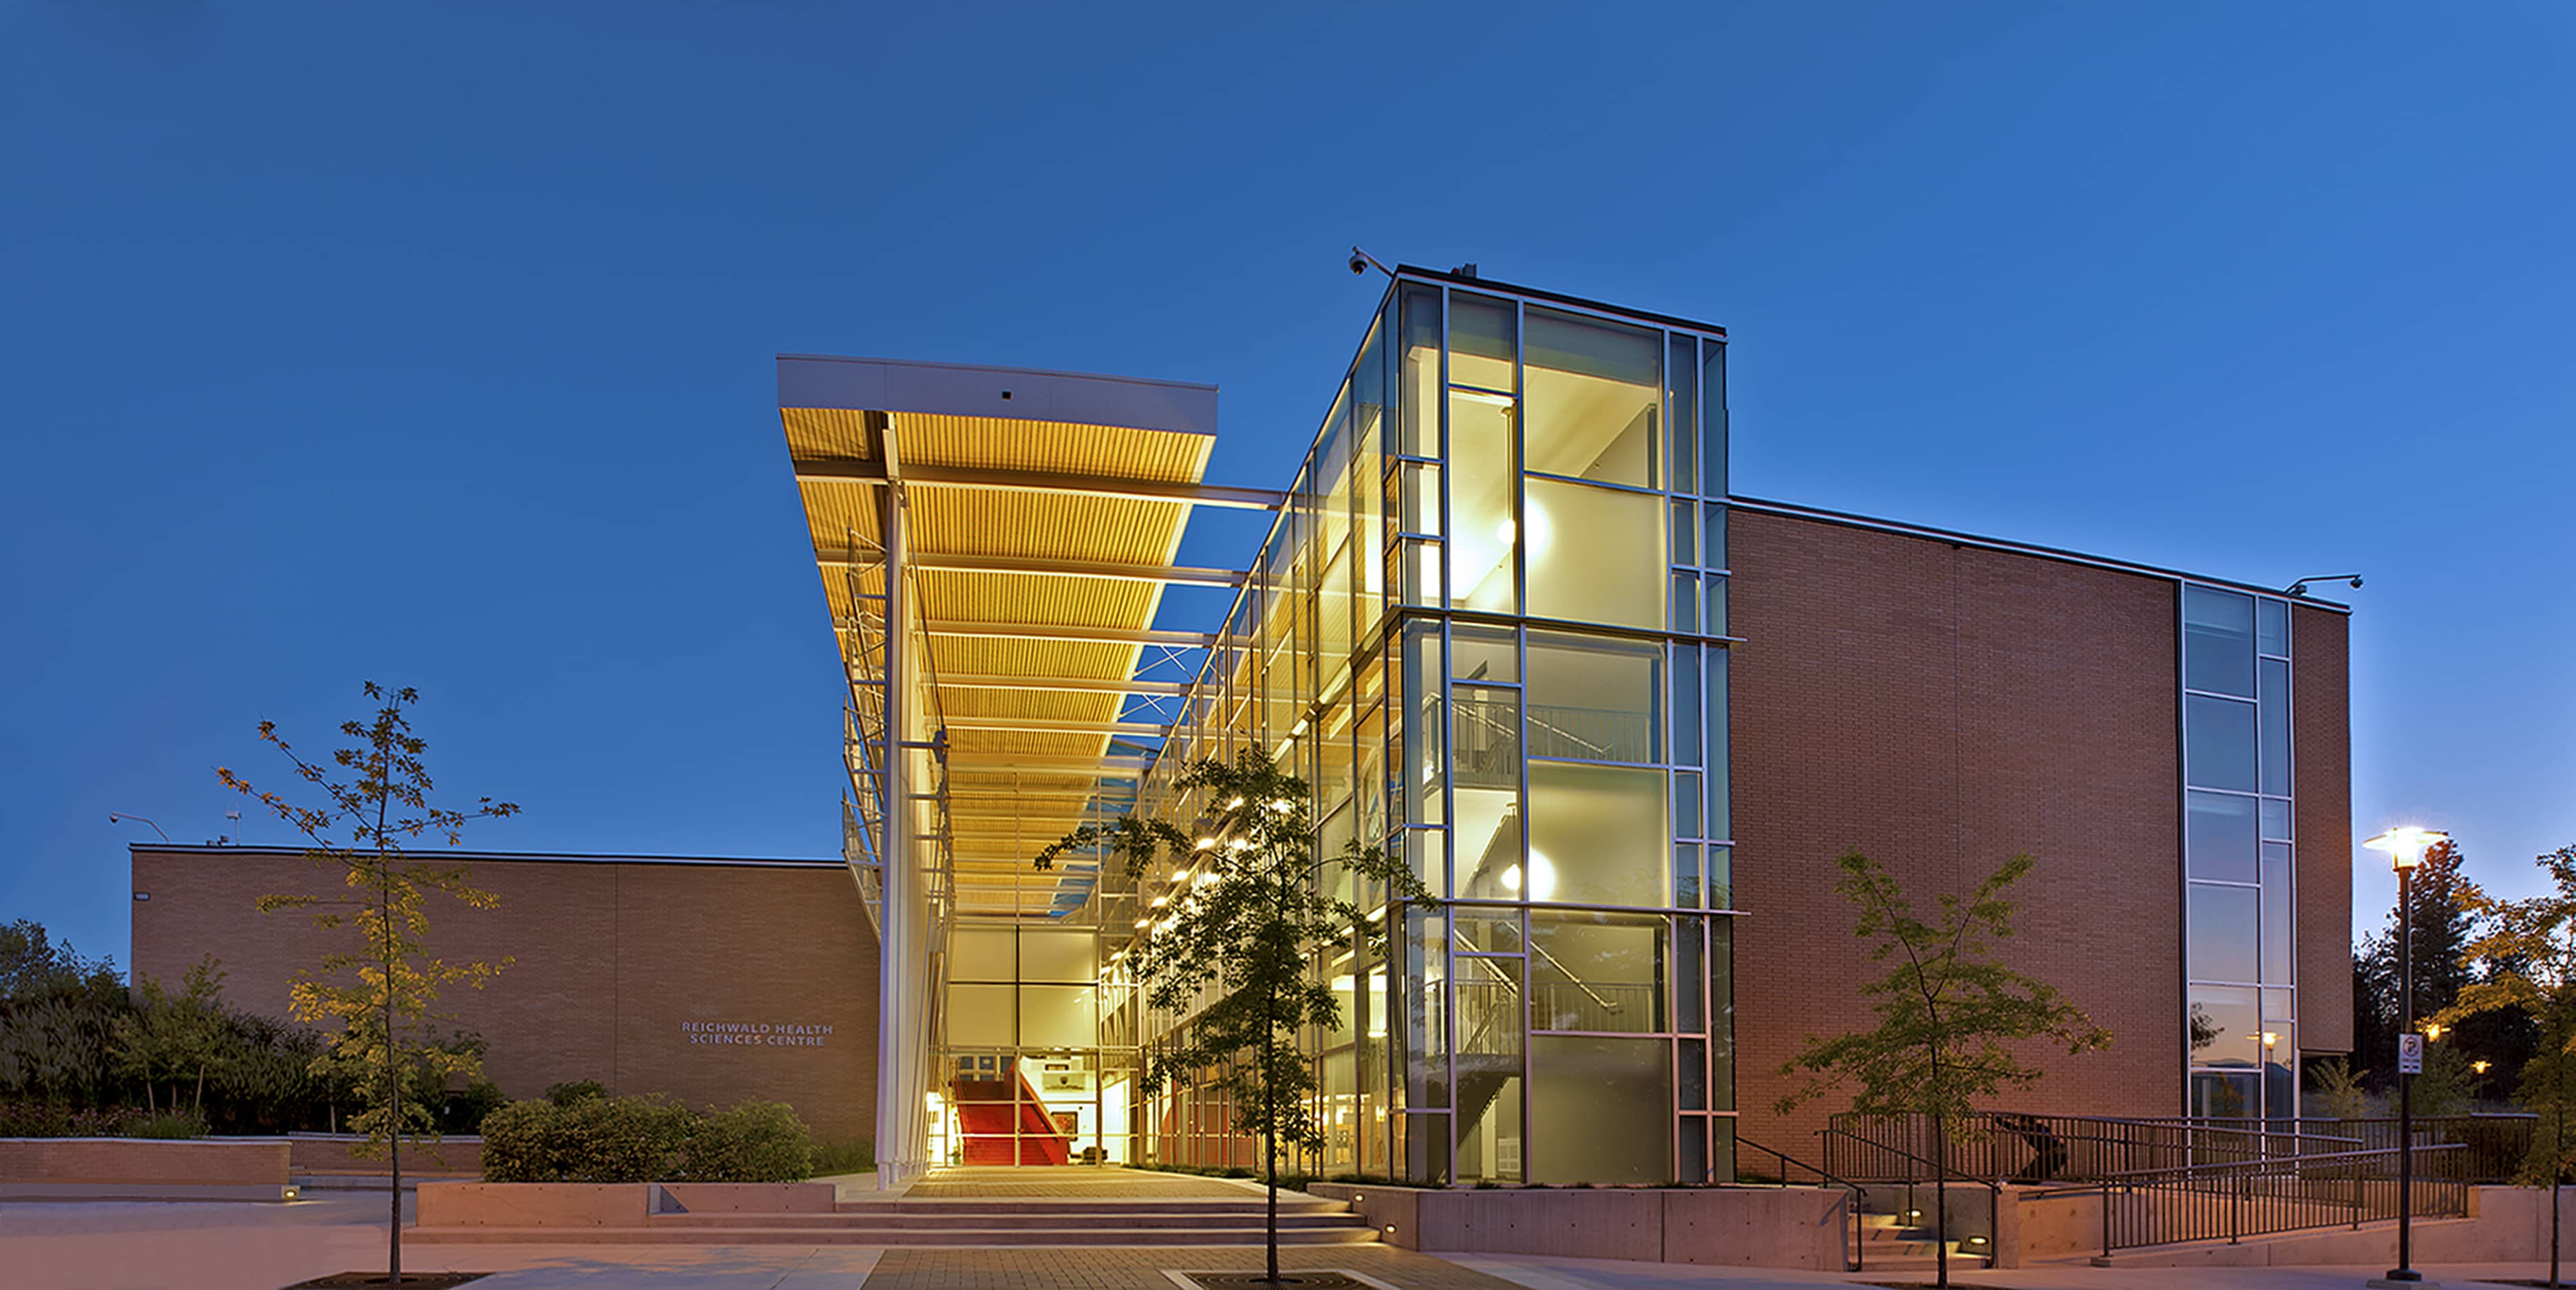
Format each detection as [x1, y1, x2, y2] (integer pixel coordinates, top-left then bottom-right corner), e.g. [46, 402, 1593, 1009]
[415, 1181, 837, 1227]
[1307, 1182, 1848, 1269]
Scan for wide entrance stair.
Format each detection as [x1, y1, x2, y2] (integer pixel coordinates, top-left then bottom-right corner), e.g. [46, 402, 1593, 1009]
[416, 1185, 1381, 1247]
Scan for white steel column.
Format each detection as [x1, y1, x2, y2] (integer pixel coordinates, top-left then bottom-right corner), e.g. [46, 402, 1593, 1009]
[876, 463, 932, 1188]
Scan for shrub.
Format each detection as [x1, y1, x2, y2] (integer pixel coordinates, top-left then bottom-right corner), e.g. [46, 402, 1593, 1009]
[0, 1101, 146, 1137]
[438, 1080, 507, 1134]
[481, 1094, 813, 1183]
[682, 1101, 813, 1182]
[128, 1108, 208, 1139]
[811, 1137, 874, 1176]
[544, 1079, 608, 1108]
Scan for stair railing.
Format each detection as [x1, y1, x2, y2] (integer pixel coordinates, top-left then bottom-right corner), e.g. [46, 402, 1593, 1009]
[1819, 1125, 2003, 1265]
[1739, 1134, 1866, 1272]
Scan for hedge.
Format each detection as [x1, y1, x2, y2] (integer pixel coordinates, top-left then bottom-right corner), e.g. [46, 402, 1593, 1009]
[479, 1093, 815, 1183]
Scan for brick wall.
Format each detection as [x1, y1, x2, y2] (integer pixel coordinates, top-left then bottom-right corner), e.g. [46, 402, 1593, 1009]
[0, 1137, 289, 1185]
[1729, 508, 2206, 1148]
[129, 851, 878, 1145]
[2293, 606, 2355, 1053]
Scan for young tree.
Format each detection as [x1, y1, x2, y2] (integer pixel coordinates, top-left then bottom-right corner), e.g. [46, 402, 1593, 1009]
[220, 682, 518, 1287]
[1034, 752, 1427, 1288]
[1776, 852, 2111, 1289]
[110, 956, 230, 1119]
[2431, 843, 2576, 1287]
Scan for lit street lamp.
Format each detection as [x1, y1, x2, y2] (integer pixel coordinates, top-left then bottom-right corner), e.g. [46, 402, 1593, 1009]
[2366, 825, 2451, 1288]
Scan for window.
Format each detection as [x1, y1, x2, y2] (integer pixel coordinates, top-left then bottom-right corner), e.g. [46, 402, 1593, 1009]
[2186, 790, 2259, 883]
[1523, 306, 1659, 489]
[2183, 586, 2255, 697]
[2184, 695, 2258, 792]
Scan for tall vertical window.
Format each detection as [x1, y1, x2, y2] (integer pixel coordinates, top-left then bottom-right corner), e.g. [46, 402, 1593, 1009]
[2180, 584, 2295, 1119]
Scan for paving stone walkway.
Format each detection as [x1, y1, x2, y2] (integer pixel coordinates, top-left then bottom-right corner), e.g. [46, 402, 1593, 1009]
[862, 1247, 1529, 1290]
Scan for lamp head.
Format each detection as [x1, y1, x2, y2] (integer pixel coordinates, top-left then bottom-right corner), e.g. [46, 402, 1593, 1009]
[2364, 826, 2449, 871]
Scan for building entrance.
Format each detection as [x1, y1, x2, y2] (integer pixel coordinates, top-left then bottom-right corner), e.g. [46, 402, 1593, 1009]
[934, 1050, 1132, 1167]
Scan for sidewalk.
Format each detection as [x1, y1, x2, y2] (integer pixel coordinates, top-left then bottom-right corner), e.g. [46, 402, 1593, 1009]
[1450, 1250, 2576, 1290]
[12, 1194, 2576, 1290]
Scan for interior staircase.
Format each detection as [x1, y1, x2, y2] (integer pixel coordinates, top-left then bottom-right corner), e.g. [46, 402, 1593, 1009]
[949, 1064, 1074, 1165]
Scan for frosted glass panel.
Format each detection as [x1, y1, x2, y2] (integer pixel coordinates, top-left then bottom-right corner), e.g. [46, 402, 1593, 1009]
[1526, 477, 1662, 630]
[1527, 761, 1667, 909]
[1528, 1035, 1668, 1185]
[1018, 985, 1097, 1048]
[1020, 930, 1098, 983]
[951, 928, 1017, 982]
[948, 984, 1016, 1047]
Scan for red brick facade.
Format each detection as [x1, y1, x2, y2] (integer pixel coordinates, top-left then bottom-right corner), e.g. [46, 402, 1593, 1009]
[129, 849, 878, 1145]
[1726, 506, 2351, 1148]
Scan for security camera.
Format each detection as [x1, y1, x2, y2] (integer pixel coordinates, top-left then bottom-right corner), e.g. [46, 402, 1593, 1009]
[1349, 253, 1370, 275]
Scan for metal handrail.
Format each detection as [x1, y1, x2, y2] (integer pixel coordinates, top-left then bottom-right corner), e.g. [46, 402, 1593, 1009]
[1829, 1110, 2367, 1184]
[2029, 1142, 2474, 1257]
[1527, 940, 1618, 1013]
[1820, 1126, 2001, 1266]
[1740, 1134, 1866, 1272]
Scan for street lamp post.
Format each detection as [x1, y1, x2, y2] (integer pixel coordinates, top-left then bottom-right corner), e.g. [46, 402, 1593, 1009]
[2367, 825, 2450, 1289]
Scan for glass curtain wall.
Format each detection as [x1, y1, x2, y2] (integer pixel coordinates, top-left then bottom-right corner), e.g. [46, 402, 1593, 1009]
[1118, 275, 1734, 1185]
[2180, 585, 2297, 1121]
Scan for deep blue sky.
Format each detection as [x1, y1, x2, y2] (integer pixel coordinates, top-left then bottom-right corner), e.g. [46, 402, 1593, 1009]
[4, 4, 2569, 965]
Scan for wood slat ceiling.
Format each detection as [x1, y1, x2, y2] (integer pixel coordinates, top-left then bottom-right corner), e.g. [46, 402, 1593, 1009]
[784, 404, 1220, 919]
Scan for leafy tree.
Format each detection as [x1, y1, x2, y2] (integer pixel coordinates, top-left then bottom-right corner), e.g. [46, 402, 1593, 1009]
[110, 957, 231, 1118]
[220, 682, 518, 1286]
[0, 920, 127, 1106]
[2354, 838, 2521, 1087]
[2430, 843, 2576, 1287]
[1034, 752, 1427, 1288]
[2306, 1055, 2374, 1121]
[1776, 852, 2111, 1289]
[2411, 1041, 2476, 1118]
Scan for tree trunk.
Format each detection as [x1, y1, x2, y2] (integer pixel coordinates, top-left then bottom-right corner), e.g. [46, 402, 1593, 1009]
[1932, 1112, 1950, 1290]
[385, 862, 403, 1287]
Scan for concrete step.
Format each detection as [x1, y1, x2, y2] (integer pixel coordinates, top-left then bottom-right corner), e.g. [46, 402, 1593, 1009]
[831, 1198, 1348, 1216]
[412, 1224, 1383, 1246]
[657, 1210, 1367, 1230]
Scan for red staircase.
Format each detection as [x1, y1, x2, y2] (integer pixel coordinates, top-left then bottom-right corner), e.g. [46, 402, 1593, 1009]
[950, 1064, 1072, 1165]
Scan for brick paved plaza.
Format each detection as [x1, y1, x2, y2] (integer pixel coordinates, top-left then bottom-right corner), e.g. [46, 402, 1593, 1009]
[8, 1172, 2576, 1290]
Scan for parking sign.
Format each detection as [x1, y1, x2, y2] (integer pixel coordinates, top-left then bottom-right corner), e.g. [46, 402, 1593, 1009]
[2398, 1033, 2425, 1075]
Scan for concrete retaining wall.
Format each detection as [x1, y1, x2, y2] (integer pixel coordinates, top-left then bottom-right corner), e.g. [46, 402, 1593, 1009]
[416, 1181, 838, 1227]
[417, 1182, 650, 1227]
[1307, 1183, 1847, 1269]
[0, 1137, 289, 1185]
[288, 1134, 481, 1176]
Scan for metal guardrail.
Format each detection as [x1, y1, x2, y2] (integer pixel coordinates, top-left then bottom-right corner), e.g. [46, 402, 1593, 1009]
[1827, 1110, 2366, 1185]
[2070, 1143, 2471, 1256]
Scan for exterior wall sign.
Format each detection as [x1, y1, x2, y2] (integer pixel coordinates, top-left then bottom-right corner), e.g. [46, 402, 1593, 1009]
[681, 1020, 835, 1048]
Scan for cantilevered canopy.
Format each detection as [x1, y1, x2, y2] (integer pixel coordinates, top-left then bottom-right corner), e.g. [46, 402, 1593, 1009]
[780, 357, 1270, 920]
